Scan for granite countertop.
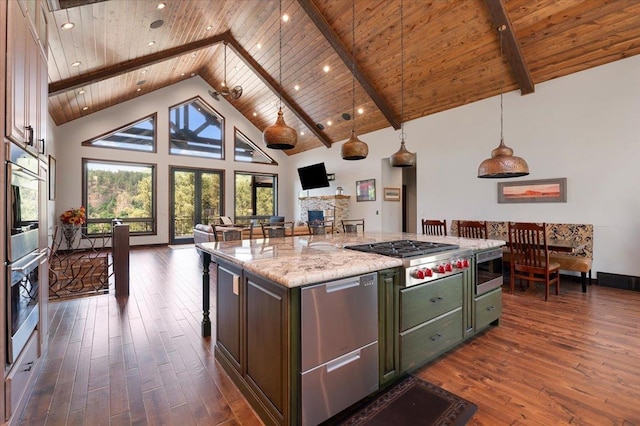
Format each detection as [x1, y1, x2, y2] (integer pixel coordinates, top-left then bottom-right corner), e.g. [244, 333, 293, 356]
[197, 232, 505, 288]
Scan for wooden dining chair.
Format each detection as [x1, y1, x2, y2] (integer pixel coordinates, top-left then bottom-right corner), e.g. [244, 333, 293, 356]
[212, 224, 242, 242]
[341, 219, 365, 233]
[261, 221, 294, 238]
[422, 219, 447, 236]
[508, 222, 561, 301]
[458, 220, 488, 239]
[307, 220, 334, 235]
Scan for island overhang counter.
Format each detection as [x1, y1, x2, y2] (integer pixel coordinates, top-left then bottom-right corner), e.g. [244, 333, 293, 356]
[196, 232, 505, 426]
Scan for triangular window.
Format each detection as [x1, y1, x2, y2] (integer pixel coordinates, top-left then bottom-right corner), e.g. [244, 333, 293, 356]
[82, 114, 156, 152]
[234, 128, 277, 165]
[169, 97, 224, 159]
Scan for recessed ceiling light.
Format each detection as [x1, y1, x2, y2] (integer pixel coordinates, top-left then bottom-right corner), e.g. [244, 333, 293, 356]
[77, 89, 85, 95]
[61, 22, 75, 30]
[256, 43, 262, 49]
[357, 107, 364, 114]
[253, 112, 257, 117]
[147, 41, 156, 46]
[323, 65, 330, 73]
[156, 2, 166, 9]
[71, 61, 81, 67]
[190, 72, 195, 76]
[136, 88, 142, 92]
[181, 72, 185, 76]
[300, 131, 305, 136]
[327, 120, 332, 126]
[141, 69, 147, 74]
[206, 25, 213, 31]
[82, 106, 89, 111]
[282, 14, 289, 22]
[294, 85, 300, 91]
[191, 53, 197, 58]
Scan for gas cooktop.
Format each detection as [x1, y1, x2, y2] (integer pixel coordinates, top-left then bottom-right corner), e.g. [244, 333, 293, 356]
[345, 240, 460, 258]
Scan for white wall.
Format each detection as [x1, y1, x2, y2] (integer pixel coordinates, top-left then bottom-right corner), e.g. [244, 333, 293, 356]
[52, 76, 291, 245]
[288, 55, 640, 276]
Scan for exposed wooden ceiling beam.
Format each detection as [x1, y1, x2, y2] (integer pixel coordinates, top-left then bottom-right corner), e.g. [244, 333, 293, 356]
[483, 0, 535, 95]
[297, 0, 401, 130]
[224, 35, 332, 148]
[49, 32, 230, 96]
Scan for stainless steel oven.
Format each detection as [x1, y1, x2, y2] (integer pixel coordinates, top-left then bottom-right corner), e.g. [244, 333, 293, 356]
[6, 142, 42, 364]
[476, 247, 503, 295]
[7, 143, 41, 263]
[7, 250, 44, 364]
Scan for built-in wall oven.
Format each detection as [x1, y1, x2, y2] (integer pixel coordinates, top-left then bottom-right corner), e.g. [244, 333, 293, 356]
[476, 247, 503, 295]
[5, 142, 43, 364]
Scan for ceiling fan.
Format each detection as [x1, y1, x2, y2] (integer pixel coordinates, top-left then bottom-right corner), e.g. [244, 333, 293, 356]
[209, 41, 243, 101]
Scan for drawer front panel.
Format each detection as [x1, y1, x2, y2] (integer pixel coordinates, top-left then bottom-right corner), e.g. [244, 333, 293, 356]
[5, 331, 39, 421]
[475, 288, 502, 330]
[301, 341, 379, 426]
[400, 309, 462, 372]
[400, 274, 463, 331]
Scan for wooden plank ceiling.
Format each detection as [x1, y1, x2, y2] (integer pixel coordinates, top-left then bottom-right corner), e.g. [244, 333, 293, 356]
[46, 0, 640, 155]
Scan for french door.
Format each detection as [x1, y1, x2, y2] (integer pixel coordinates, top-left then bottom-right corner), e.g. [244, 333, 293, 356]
[170, 167, 223, 244]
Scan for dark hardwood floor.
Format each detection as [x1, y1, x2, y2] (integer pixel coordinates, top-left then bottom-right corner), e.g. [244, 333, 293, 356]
[17, 245, 640, 425]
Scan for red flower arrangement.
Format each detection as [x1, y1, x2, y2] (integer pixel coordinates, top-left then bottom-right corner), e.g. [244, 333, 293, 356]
[60, 206, 86, 225]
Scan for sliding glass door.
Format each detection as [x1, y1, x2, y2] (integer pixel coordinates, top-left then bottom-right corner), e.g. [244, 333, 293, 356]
[170, 167, 223, 244]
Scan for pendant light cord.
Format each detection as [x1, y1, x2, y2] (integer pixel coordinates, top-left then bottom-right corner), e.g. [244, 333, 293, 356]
[223, 41, 227, 86]
[499, 26, 504, 142]
[279, 0, 283, 110]
[400, 0, 405, 141]
[351, 0, 356, 134]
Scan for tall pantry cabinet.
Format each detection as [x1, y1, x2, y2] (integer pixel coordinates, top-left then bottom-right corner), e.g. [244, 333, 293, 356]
[3, 0, 49, 422]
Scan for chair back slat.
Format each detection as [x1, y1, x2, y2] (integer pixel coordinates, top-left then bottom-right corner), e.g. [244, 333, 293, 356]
[422, 219, 447, 236]
[458, 220, 488, 239]
[341, 219, 365, 233]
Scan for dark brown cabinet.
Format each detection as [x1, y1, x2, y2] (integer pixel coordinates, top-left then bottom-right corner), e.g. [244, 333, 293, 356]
[216, 260, 242, 372]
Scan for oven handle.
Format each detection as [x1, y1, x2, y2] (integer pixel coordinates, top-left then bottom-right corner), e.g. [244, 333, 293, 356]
[8, 162, 44, 182]
[11, 251, 46, 274]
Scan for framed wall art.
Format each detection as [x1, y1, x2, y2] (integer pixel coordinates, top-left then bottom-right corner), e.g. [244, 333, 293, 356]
[498, 178, 567, 203]
[383, 187, 401, 201]
[356, 178, 376, 202]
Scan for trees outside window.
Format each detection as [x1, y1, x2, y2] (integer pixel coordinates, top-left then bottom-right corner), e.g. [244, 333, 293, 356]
[235, 172, 277, 223]
[82, 159, 155, 235]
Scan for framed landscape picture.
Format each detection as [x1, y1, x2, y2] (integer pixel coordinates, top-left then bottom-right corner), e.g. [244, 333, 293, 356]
[356, 179, 376, 202]
[383, 187, 401, 201]
[498, 178, 567, 203]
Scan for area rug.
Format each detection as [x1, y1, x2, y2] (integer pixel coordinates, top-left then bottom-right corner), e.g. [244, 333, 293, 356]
[325, 375, 477, 426]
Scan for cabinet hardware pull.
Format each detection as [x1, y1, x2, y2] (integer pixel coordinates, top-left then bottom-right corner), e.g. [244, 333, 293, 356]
[487, 306, 496, 311]
[25, 125, 34, 146]
[430, 296, 443, 303]
[326, 350, 361, 372]
[38, 138, 45, 154]
[429, 333, 442, 341]
[23, 361, 35, 372]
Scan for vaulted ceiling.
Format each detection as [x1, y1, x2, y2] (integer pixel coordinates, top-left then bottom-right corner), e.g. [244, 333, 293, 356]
[47, 0, 640, 155]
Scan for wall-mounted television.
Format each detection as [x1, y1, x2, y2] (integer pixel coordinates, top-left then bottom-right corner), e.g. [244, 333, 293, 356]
[297, 162, 330, 190]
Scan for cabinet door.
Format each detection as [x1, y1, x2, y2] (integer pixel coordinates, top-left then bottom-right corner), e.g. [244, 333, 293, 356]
[245, 274, 289, 423]
[216, 263, 242, 372]
[6, 0, 29, 144]
[378, 268, 399, 385]
[36, 49, 48, 157]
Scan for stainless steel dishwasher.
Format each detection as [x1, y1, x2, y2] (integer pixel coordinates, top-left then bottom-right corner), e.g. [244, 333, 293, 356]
[300, 272, 379, 426]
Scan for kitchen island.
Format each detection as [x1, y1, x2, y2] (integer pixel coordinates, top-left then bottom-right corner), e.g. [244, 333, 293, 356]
[197, 232, 505, 426]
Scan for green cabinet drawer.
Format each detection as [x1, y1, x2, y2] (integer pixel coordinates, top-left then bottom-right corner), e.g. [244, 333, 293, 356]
[400, 274, 463, 332]
[475, 288, 502, 331]
[400, 308, 463, 372]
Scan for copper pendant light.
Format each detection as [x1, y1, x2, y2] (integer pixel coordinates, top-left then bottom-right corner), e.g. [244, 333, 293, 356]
[390, 0, 416, 168]
[263, 0, 297, 150]
[478, 26, 529, 178]
[341, 0, 368, 160]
